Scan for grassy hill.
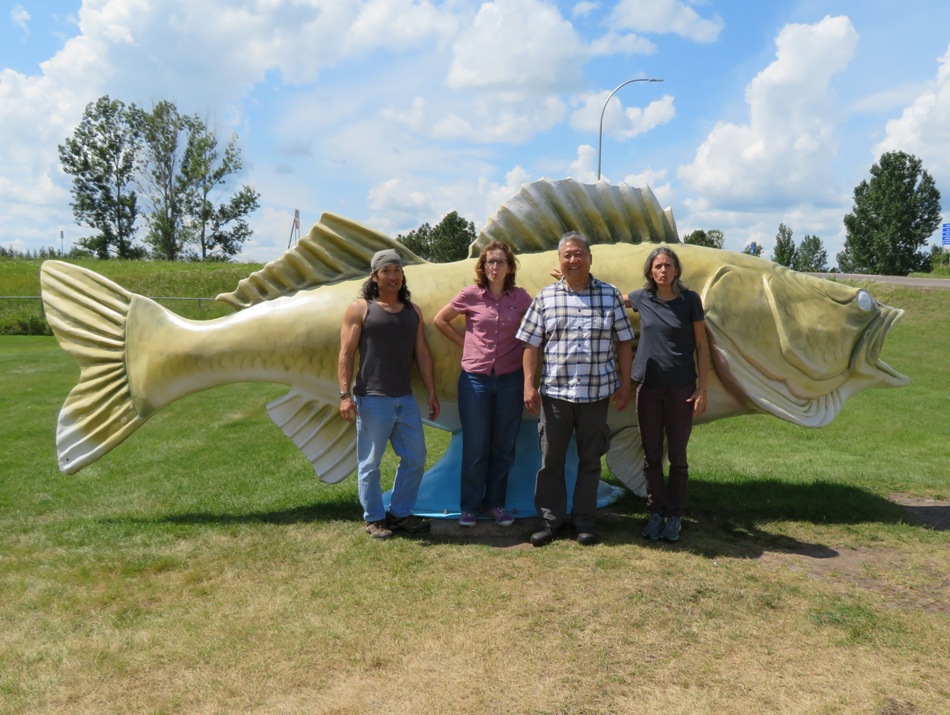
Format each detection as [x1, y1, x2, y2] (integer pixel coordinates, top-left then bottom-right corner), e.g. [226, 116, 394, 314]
[0, 259, 266, 333]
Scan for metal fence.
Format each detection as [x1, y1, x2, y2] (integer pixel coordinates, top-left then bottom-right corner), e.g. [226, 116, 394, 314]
[0, 295, 229, 335]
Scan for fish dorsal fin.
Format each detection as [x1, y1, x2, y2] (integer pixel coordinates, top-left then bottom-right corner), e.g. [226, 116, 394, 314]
[217, 212, 426, 309]
[470, 177, 679, 257]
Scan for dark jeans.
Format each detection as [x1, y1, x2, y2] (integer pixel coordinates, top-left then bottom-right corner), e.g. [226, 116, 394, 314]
[636, 383, 695, 517]
[458, 369, 524, 513]
[535, 396, 610, 533]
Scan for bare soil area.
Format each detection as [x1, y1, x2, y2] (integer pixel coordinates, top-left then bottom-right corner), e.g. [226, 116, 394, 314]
[757, 494, 950, 616]
[889, 492, 950, 531]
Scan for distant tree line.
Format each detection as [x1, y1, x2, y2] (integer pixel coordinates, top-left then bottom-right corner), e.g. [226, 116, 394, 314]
[57, 95, 260, 261]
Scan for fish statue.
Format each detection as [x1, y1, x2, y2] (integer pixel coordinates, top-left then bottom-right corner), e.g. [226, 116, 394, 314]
[40, 178, 908, 503]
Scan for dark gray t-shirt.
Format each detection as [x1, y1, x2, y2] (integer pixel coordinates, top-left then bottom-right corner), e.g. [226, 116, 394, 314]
[354, 300, 418, 397]
[628, 288, 704, 388]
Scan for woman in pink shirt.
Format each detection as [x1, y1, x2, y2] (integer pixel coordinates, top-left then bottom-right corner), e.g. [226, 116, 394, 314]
[434, 241, 533, 527]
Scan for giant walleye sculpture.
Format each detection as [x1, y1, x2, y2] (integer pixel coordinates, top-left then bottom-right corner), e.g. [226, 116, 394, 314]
[41, 178, 908, 503]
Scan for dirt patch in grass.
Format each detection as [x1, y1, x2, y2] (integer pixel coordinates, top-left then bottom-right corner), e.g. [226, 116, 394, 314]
[889, 492, 950, 531]
[754, 495, 950, 616]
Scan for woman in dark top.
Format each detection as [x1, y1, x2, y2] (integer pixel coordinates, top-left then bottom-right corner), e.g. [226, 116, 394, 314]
[628, 246, 709, 542]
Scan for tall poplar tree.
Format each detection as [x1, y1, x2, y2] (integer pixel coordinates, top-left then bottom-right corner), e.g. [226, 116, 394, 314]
[838, 151, 941, 275]
[772, 223, 796, 266]
[58, 96, 143, 258]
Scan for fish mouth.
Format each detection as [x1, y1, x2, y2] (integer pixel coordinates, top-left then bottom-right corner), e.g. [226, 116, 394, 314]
[709, 293, 908, 428]
[851, 299, 909, 389]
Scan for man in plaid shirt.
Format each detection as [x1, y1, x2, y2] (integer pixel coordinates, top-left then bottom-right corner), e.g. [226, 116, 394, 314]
[517, 231, 634, 547]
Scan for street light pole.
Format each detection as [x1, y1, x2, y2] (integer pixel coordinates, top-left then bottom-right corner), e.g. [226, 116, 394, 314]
[597, 78, 663, 181]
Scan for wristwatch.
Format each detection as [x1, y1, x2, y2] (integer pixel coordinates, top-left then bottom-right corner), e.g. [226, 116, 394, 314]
[339, 391, 350, 400]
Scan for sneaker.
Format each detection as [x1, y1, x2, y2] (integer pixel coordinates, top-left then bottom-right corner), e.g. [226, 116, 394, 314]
[487, 507, 515, 527]
[365, 520, 393, 539]
[661, 516, 682, 542]
[529, 526, 555, 547]
[575, 531, 598, 546]
[459, 511, 477, 527]
[386, 512, 430, 534]
[641, 513, 664, 541]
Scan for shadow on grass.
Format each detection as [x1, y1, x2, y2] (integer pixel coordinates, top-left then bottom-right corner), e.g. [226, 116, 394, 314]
[102, 476, 921, 557]
[599, 476, 916, 560]
[109, 500, 361, 529]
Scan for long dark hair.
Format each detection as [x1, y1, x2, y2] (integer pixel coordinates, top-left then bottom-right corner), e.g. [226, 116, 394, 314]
[642, 246, 688, 296]
[360, 273, 412, 304]
[474, 240, 519, 291]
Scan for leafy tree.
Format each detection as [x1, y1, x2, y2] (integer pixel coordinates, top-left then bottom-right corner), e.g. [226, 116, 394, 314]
[930, 245, 949, 273]
[133, 100, 189, 260]
[58, 96, 144, 258]
[772, 223, 796, 267]
[181, 118, 260, 260]
[792, 234, 829, 272]
[837, 151, 942, 275]
[793, 236, 825, 272]
[397, 211, 475, 262]
[742, 241, 763, 257]
[683, 229, 724, 249]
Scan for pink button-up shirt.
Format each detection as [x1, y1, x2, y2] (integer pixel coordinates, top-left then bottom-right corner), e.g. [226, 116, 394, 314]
[449, 284, 533, 376]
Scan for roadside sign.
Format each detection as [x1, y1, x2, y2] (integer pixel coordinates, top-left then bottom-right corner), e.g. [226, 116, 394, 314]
[943, 222, 950, 246]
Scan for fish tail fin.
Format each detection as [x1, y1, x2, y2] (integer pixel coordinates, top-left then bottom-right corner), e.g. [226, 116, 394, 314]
[40, 260, 146, 474]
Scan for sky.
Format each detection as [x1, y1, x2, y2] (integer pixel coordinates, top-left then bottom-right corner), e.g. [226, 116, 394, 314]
[2, 0, 950, 266]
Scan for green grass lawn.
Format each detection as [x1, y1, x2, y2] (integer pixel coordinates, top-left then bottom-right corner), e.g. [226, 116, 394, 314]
[0, 281, 948, 714]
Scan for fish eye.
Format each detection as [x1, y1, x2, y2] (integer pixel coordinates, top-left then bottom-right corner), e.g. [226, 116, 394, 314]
[856, 289, 874, 313]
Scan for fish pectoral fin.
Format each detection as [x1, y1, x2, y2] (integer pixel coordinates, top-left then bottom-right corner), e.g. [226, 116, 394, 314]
[605, 425, 646, 497]
[267, 390, 356, 483]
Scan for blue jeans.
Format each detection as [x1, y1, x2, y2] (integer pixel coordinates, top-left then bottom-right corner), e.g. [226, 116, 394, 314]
[355, 394, 427, 523]
[458, 369, 524, 513]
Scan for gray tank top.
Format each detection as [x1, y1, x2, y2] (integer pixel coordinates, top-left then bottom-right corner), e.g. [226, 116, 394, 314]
[354, 300, 418, 397]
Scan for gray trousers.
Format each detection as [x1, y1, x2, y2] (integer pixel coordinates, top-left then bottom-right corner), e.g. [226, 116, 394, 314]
[535, 396, 610, 533]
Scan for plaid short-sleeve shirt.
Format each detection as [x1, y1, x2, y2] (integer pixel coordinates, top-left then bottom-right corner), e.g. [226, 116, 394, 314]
[516, 275, 634, 402]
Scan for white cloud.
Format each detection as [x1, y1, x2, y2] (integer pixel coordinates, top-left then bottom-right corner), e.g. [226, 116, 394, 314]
[609, 0, 722, 43]
[11, 5, 30, 35]
[344, 0, 458, 54]
[873, 42, 950, 191]
[570, 144, 598, 183]
[433, 95, 567, 143]
[588, 30, 656, 56]
[381, 96, 427, 130]
[678, 16, 859, 210]
[571, 89, 674, 138]
[571, 2, 599, 19]
[447, 0, 584, 93]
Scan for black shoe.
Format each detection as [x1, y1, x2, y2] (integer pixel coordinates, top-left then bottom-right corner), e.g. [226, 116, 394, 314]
[530, 527, 555, 547]
[575, 531, 598, 546]
[386, 512, 430, 534]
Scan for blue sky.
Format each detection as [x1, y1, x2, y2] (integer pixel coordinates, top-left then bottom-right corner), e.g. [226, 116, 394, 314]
[2, 0, 949, 265]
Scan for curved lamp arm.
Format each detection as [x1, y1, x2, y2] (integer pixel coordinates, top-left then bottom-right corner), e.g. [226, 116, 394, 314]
[597, 78, 663, 180]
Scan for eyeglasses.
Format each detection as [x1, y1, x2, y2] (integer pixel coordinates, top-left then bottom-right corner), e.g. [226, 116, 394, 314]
[485, 259, 508, 266]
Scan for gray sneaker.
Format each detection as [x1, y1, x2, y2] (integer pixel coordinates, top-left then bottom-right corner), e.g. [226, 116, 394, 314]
[641, 513, 664, 540]
[661, 516, 682, 542]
